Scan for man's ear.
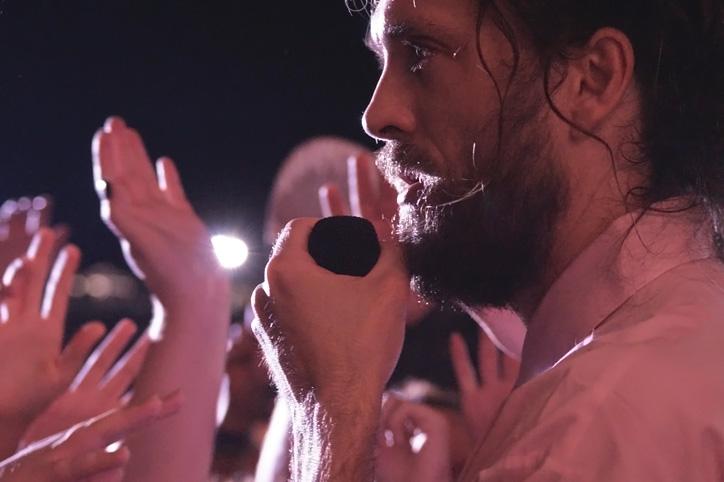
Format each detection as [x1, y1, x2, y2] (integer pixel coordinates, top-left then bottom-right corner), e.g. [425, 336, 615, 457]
[560, 27, 635, 137]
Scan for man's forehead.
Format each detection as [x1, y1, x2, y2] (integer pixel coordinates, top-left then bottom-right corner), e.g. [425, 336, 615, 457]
[369, 0, 475, 44]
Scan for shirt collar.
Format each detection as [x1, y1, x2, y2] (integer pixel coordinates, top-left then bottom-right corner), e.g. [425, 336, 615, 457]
[517, 200, 716, 385]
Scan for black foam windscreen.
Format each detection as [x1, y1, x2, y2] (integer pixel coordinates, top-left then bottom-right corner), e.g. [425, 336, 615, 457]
[307, 216, 381, 277]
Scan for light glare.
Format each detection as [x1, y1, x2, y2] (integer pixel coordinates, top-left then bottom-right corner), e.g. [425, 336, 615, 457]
[212, 234, 249, 270]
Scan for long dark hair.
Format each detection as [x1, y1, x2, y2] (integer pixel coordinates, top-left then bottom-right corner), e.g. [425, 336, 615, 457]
[480, 0, 724, 251]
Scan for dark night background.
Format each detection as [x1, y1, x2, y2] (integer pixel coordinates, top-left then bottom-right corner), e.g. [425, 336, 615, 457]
[0, 0, 379, 284]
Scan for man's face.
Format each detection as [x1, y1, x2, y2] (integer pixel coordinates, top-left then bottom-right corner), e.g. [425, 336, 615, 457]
[363, 0, 568, 309]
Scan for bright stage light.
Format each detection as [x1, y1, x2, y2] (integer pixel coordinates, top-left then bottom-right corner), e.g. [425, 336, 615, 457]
[212, 234, 249, 270]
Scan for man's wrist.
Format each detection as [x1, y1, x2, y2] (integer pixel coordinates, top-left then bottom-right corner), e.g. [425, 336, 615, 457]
[287, 390, 382, 482]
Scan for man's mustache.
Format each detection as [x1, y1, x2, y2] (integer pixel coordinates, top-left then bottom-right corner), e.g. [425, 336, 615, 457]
[373, 142, 441, 184]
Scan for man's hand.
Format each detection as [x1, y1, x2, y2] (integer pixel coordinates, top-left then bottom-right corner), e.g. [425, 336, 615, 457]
[0, 394, 181, 482]
[251, 215, 409, 481]
[22, 319, 150, 446]
[450, 331, 519, 440]
[92, 117, 227, 311]
[376, 397, 452, 482]
[0, 229, 103, 457]
[253, 217, 408, 404]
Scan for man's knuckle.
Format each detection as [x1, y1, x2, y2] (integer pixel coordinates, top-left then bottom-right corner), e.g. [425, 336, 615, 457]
[265, 260, 292, 292]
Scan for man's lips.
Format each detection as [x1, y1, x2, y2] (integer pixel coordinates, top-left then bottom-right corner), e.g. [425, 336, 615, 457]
[397, 170, 420, 186]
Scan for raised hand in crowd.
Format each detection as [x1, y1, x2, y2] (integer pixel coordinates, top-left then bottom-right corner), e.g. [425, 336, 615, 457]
[92, 117, 230, 482]
[0, 229, 103, 459]
[319, 152, 430, 324]
[21, 319, 151, 446]
[0, 395, 180, 482]
[376, 396, 452, 482]
[0, 196, 68, 274]
[318, 151, 396, 233]
[450, 331, 519, 440]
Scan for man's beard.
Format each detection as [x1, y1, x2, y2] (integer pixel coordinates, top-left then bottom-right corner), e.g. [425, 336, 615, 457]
[376, 95, 568, 310]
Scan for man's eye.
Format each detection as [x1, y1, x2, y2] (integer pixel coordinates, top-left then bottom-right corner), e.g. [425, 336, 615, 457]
[402, 41, 433, 73]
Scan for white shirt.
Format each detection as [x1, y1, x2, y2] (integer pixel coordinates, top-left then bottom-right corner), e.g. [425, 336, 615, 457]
[460, 203, 724, 481]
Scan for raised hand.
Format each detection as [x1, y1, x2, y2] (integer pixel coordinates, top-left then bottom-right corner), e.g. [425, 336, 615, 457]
[376, 397, 452, 482]
[0, 229, 104, 458]
[319, 153, 431, 324]
[92, 117, 227, 308]
[21, 319, 150, 446]
[319, 152, 398, 233]
[91, 116, 230, 482]
[0, 394, 181, 482]
[450, 331, 520, 440]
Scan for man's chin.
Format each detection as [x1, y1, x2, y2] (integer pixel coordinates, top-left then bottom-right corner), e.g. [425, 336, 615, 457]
[395, 190, 555, 310]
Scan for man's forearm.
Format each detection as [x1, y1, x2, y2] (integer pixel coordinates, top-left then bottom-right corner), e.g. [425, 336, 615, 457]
[290, 392, 381, 482]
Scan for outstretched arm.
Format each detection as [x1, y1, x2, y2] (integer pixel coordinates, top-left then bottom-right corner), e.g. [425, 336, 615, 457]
[92, 117, 231, 482]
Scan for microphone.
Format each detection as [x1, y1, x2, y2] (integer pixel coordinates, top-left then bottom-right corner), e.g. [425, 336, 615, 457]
[307, 216, 381, 277]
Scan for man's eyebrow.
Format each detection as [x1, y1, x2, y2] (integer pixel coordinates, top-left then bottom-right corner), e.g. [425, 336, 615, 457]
[365, 21, 458, 53]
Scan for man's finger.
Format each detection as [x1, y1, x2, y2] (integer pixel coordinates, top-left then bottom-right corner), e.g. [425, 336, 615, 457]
[58, 323, 108, 385]
[42, 245, 81, 331]
[450, 332, 479, 393]
[101, 331, 151, 398]
[478, 331, 499, 384]
[53, 447, 129, 482]
[156, 157, 188, 206]
[318, 184, 349, 217]
[93, 117, 157, 203]
[74, 319, 137, 389]
[501, 352, 521, 383]
[24, 229, 57, 317]
[32, 195, 54, 230]
[92, 128, 118, 192]
[2, 257, 29, 321]
[270, 217, 318, 260]
[8, 200, 29, 237]
[348, 154, 381, 220]
[70, 393, 180, 451]
[122, 126, 159, 189]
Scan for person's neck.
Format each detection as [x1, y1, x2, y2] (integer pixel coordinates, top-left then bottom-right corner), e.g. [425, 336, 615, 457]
[515, 190, 636, 322]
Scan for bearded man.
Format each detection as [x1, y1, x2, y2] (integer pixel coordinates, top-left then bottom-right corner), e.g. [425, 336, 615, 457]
[251, 0, 724, 480]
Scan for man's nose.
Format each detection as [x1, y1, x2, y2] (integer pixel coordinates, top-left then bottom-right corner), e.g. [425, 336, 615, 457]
[362, 71, 416, 142]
